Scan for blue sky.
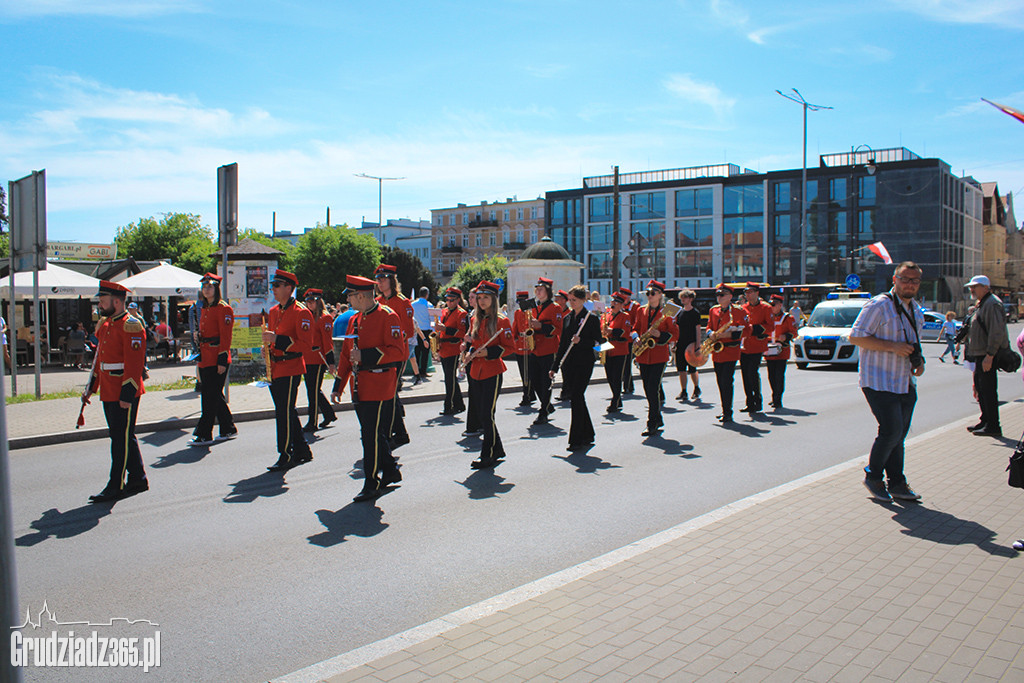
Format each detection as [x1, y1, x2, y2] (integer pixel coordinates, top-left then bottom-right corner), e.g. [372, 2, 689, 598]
[1, 0, 1023, 244]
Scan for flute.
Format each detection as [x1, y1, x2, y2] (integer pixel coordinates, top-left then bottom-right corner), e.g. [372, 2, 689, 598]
[554, 309, 593, 371]
[458, 329, 503, 375]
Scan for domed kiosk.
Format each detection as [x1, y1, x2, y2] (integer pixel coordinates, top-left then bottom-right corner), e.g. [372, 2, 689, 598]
[507, 236, 583, 307]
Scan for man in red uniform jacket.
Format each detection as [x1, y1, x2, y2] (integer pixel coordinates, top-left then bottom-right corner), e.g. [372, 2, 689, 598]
[619, 287, 638, 393]
[82, 281, 149, 503]
[707, 284, 751, 424]
[632, 280, 680, 436]
[528, 277, 563, 425]
[191, 272, 236, 445]
[262, 269, 315, 471]
[301, 288, 337, 433]
[765, 294, 800, 409]
[511, 291, 536, 407]
[436, 287, 468, 416]
[740, 282, 773, 413]
[334, 275, 407, 502]
[602, 292, 633, 412]
[374, 263, 413, 449]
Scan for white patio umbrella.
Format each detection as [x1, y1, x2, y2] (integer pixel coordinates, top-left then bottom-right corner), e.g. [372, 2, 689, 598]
[118, 261, 203, 299]
[0, 262, 100, 299]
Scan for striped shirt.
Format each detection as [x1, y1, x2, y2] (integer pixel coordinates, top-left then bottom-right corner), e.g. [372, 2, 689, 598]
[851, 290, 925, 394]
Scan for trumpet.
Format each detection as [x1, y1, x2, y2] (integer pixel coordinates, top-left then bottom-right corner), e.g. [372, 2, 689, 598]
[632, 301, 681, 360]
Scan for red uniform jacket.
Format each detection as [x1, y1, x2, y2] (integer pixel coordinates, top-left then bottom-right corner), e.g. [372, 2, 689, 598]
[302, 312, 334, 367]
[334, 303, 407, 401]
[530, 300, 562, 357]
[603, 309, 632, 357]
[512, 308, 529, 355]
[741, 299, 774, 355]
[198, 300, 233, 369]
[708, 305, 750, 363]
[268, 298, 314, 378]
[765, 312, 800, 361]
[91, 312, 147, 403]
[437, 306, 468, 359]
[632, 305, 680, 365]
[467, 316, 515, 381]
[378, 293, 414, 360]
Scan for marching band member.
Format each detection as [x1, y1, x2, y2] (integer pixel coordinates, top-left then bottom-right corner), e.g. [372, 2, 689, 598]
[333, 275, 407, 501]
[550, 285, 603, 450]
[554, 290, 571, 401]
[765, 294, 799, 409]
[528, 277, 563, 425]
[512, 290, 536, 407]
[465, 280, 516, 469]
[632, 280, 679, 437]
[707, 284, 750, 424]
[83, 281, 149, 503]
[462, 287, 481, 437]
[740, 282, 773, 413]
[618, 287, 637, 393]
[674, 288, 702, 401]
[602, 291, 632, 412]
[374, 264, 413, 450]
[190, 273, 237, 446]
[437, 287, 468, 416]
[262, 269, 315, 471]
[301, 288, 336, 432]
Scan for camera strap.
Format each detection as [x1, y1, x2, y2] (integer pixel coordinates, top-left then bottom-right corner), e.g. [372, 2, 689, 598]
[886, 292, 920, 345]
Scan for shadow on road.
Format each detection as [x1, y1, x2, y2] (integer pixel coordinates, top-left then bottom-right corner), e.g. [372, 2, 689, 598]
[223, 471, 289, 503]
[641, 434, 698, 458]
[16, 505, 113, 546]
[889, 501, 1018, 557]
[747, 412, 797, 427]
[457, 470, 514, 499]
[424, 415, 463, 428]
[770, 407, 818, 417]
[553, 448, 622, 474]
[140, 429, 187, 447]
[718, 421, 771, 438]
[151, 445, 209, 468]
[308, 503, 389, 547]
[601, 411, 639, 423]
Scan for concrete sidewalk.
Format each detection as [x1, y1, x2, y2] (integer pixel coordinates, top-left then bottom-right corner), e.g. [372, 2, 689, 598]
[278, 403, 1024, 683]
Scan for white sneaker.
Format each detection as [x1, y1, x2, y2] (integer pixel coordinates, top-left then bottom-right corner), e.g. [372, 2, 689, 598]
[189, 437, 215, 446]
[1013, 539, 1024, 551]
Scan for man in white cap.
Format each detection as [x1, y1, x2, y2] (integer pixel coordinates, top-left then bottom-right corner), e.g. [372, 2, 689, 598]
[964, 275, 1008, 437]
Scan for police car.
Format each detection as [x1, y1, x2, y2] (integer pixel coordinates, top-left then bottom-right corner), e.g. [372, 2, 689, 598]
[918, 310, 961, 343]
[792, 292, 872, 369]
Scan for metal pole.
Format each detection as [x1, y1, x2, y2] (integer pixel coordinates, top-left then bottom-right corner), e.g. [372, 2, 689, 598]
[801, 103, 808, 285]
[8, 269, 14, 398]
[378, 178, 383, 241]
[0, 343, 23, 682]
[612, 166, 620, 292]
[32, 271, 40, 398]
[221, 241, 230, 403]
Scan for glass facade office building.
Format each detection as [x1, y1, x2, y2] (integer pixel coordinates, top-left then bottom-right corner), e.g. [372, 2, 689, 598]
[546, 148, 983, 302]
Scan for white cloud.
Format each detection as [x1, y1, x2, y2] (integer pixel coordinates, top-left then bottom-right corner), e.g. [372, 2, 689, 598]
[663, 73, 736, 118]
[0, 0, 204, 18]
[899, 0, 1024, 30]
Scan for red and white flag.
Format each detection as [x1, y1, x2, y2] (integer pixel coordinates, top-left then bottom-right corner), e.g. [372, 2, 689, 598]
[867, 241, 892, 264]
[982, 98, 1024, 125]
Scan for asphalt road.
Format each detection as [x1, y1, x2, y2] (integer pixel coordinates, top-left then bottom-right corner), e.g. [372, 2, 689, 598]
[11, 341, 1024, 682]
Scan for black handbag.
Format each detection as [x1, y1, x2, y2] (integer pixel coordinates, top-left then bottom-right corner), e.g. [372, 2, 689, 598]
[1009, 434, 1024, 488]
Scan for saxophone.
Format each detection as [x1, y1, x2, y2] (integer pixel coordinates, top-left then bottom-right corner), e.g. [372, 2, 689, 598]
[632, 302, 681, 359]
[599, 313, 610, 366]
[261, 310, 273, 382]
[524, 306, 536, 351]
[692, 306, 735, 366]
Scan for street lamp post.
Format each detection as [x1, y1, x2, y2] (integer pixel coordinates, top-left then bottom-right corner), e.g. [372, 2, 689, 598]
[776, 89, 832, 284]
[354, 173, 405, 244]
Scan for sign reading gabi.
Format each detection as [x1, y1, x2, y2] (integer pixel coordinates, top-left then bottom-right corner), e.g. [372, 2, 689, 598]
[47, 242, 117, 260]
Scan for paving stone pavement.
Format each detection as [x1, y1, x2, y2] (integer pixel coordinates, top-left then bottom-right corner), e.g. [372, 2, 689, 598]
[274, 403, 1024, 683]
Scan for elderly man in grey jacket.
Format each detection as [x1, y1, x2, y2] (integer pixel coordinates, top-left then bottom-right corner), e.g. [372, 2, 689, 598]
[965, 275, 1008, 437]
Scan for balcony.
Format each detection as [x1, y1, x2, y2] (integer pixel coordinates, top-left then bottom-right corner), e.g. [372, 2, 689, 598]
[503, 241, 526, 250]
[441, 245, 463, 253]
[468, 218, 499, 228]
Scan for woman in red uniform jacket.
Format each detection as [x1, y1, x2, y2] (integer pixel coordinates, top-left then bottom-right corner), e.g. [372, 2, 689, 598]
[603, 292, 633, 413]
[764, 294, 800, 409]
[191, 273, 237, 445]
[301, 288, 337, 433]
[632, 280, 679, 436]
[707, 284, 751, 424]
[465, 280, 516, 470]
[436, 287, 468, 416]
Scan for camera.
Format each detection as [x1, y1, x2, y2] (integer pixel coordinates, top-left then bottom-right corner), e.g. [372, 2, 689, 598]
[908, 343, 924, 369]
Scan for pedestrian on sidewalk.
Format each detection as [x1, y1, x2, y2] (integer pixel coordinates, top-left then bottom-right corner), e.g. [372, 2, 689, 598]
[82, 281, 149, 504]
[190, 273, 237, 446]
[411, 286, 432, 383]
[964, 275, 1008, 438]
[850, 261, 926, 502]
[938, 311, 960, 364]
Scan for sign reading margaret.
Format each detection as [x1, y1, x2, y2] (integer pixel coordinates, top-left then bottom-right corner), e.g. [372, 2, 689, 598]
[47, 242, 118, 260]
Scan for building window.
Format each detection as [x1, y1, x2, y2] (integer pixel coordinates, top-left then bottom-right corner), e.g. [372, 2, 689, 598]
[829, 178, 848, 208]
[448, 234, 456, 247]
[674, 250, 713, 278]
[462, 212, 468, 225]
[724, 185, 764, 215]
[774, 215, 792, 244]
[503, 228, 509, 243]
[503, 209, 510, 221]
[517, 207, 524, 220]
[829, 211, 848, 241]
[857, 210, 874, 241]
[774, 182, 791, 211]
[589, 196, 614, 221]
[675, 218, 713, 248]
[630, 222, 666, 248]
[530, 207, 538, 219]
[675, 188, 714, 217]
[859, 176, 876, 206]
[530, 229, 538, 243]
[589, 253, 613, 279]
[475, 233, 482, 247]
[516, 228, 524, 242]
[462, 234, 469, 247]
[630, 192, 666, 220]
[489, 232, 496, 246]
[804, 180, 819, 208]
[436, 235, 443, 249]
[589, 223, 614, 250]
[489, 210, 496, 221]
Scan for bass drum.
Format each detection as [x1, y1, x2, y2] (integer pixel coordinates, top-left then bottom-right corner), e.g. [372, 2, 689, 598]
[683, 342, 708, 368]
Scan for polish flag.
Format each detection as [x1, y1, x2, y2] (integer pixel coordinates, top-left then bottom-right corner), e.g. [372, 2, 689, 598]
[982, 98, 1024, 125]
[867, 241, 892, 264]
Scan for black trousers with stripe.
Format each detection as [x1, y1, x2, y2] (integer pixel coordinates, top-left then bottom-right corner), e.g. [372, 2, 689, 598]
[714, 360, 737, 419]
[740, 352, 763, 411]
[103, 397, 146, 491]
[271, 374, 311, 458]
[441, 355, 465, 414]
[356, 398, 398, 492]
[528, 353, 555, 415]
[195, 364, 234, 439]
[766, 358, 787, 406]
[303, 364, 335, 427]
[603, 353, 628, 407]
[563, 361, 595, 446]
[638, 362, 666, 431]
[470, 373, 504, 463]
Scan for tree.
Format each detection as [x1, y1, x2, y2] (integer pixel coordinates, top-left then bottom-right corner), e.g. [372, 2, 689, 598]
[237, 228, 296, 272]
[292, 224, 380, 303]
[448, 255, 510, 306]
[379, 245, 439, 301]
[114, 213, 217, 273]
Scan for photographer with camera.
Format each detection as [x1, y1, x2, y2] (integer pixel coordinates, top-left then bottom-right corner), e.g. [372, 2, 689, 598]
[850, 261, 927, 502]
[964, 275, 1009, 438]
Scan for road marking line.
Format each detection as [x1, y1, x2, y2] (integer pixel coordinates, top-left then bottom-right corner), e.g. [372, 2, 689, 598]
[274, 412, 980, 683]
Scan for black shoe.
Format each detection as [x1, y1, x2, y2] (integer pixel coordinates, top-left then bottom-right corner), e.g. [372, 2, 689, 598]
[470, 457, 497, 469]
[381, 469, 402, 485]
[319, 415, 336, 429]
[412, 376, 423, 386]
[267, 455, 292, 472]
[691, 388, 701, 400]
[641, 426, 662, 437]
[967, 422, 986, 432]
[888, 483, 921, 501]
[739, 406, 754, 413]
[973, 428, 1003, 437]
[189, 436, 216, 446]
[606, 402, 621, 413]
[532, 414, 550, 425]
[88, 488, 122, 504]
[864, 478, 892, 502]
[293, 452, 313, 464]
[353, 488, 381, 503]
[461, 429, 482, 437]
[302, 424, 317, 433]
[676, 391, 688, 401]
[519, 399, 534, 407]
[216, 429, 238, 441]
[716, 414, 733, 423]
